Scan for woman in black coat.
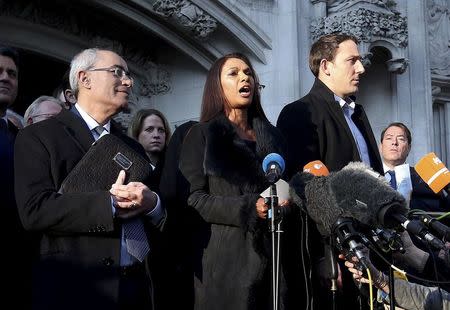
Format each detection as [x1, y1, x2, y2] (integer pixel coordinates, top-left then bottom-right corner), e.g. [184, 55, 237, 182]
[179, 53, 290, 310]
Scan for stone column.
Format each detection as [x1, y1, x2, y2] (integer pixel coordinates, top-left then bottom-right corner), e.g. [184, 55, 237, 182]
[404, 0, 434, 164]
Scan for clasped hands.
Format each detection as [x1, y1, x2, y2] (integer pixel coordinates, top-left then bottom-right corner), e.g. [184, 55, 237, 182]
[109, 170, 157, 219]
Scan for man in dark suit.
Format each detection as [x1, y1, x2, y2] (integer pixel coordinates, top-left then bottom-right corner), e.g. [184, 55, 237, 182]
[276, 33, 382, 309]
[380, 122, 450, 289]
[15, 48, 165, 310]
[277, 33, 382, 177]
[380, 122, 450, 212]
[0, 45, 34, 309]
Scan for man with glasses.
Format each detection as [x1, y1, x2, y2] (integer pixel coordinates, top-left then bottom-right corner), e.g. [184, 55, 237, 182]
[23, 95, 64, 126]
[15, 48, 165, 310]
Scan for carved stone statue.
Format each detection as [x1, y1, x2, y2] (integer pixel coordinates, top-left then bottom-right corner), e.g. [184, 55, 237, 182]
[428, 0, 450, 76]
[327, 0, 397, 13]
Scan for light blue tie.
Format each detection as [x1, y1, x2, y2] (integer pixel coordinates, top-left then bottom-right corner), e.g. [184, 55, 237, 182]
[123, 219, 150, 262]
[342, 103, 371, 167]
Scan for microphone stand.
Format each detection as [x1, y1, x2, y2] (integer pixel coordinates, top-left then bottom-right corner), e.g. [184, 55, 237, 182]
[388, 254, 396, 309]
[324, 242, 338, 310]
[268, 183, 283, 310]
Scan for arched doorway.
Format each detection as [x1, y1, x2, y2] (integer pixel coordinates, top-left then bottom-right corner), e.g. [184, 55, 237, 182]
[13, 49, 68, 115]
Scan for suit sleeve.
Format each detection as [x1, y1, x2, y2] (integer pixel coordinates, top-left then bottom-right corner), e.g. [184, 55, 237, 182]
[14, 129, 114, 234]
[276, 102, 321, 178]
[179, 124, 260, 230]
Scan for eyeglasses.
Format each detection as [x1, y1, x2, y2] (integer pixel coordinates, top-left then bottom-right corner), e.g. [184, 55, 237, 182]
[87, 66, 133, 83]
[31, 113, 58, 120]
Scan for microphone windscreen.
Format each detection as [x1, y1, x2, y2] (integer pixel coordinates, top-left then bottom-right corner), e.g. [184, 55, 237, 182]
[415, 152, 450, 194]
[303, 160, 330, 176]
[304, 162, 407, 236]
[262, 153, 285, 174]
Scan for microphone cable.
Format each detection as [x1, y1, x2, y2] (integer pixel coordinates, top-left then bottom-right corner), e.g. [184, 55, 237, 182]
[366, 267, 374, 310]
[299, 207, 313, 310]
[424, 241, 445, 310]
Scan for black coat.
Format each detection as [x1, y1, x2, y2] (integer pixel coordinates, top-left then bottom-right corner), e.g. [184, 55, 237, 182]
[277, 78, 383, 177]
[277, 79, 383, 309]
[14, 109, 163, 310]
[179, 115, 288, 310]
[1, 119, 33, 308]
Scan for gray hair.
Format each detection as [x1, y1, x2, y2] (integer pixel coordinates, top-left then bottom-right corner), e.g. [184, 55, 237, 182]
[24, 95, 64, 122]
[69, 48, 99, 95]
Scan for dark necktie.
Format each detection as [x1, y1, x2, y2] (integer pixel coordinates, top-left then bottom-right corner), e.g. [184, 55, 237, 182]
[387, 170, 397, 190]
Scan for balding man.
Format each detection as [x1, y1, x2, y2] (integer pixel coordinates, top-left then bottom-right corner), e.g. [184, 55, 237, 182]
[24, 95, 63, 126]
[15, 48, 165, 310]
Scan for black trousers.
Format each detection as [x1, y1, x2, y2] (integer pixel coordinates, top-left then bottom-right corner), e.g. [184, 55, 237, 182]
[118, 263, 152, 310]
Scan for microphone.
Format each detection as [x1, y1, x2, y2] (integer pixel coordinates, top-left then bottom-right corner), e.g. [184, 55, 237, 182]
[378, 205, 446, 250]
[415, 152, 450, 195]
[333, 217, 370, 269]
[262, 153, 285, 184]
[303, 160, 330, 176]
[290, 162, 387, 266]
[419, 214, 450, 243]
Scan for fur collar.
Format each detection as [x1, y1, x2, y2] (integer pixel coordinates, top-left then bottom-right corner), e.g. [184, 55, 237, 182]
[204, 115, 286, 191]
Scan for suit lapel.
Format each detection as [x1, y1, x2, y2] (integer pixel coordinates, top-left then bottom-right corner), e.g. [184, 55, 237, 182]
[55, 109, 95, 153]
[313, 80, 355, 143]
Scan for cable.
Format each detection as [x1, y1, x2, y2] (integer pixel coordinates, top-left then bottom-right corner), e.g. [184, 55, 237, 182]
[366, 267, 374, 310]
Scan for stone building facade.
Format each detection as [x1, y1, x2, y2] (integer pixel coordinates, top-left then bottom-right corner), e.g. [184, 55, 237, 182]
[1, 0, 449, 166]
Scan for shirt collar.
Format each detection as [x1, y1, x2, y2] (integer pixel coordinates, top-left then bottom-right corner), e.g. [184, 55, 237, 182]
[382, 162, 408, 174]
[334, 94, 356, 109]
[75, 103, 111, 133]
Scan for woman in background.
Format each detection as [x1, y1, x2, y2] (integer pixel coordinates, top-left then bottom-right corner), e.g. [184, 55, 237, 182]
[129, 108, 171, 190]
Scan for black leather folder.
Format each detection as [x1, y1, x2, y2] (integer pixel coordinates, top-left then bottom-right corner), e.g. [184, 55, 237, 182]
[60, 134, 151, 193]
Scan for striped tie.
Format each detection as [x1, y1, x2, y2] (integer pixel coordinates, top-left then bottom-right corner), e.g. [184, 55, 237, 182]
[123, 218, 150, 262]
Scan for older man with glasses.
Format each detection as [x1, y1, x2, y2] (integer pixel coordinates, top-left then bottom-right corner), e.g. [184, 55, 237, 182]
[15, 48, 165, 310]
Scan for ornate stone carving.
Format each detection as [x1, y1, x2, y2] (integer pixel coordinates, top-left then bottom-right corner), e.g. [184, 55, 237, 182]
[310, 7, 408, 47]
[386, 57, 409, 74]
[140, 67, 171, 97]
[0, 0, 171, 98]
[151, 0, 217, 39]
[427, 0, 450, 76]
[361, 52, 373, 68]
[327, 0, 399, 13]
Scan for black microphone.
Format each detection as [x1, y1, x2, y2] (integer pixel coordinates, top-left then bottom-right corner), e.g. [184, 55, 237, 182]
[333, 217, 370, 269]
[419, 214, 450, 243]
[290, 162, 406, 236]
[378, 205, 446, 250]
[289, 162, 389, 266]
[262, 153, 285, 184]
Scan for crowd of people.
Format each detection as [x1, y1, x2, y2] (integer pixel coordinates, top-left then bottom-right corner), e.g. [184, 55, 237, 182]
[1, 32, 449, 310]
